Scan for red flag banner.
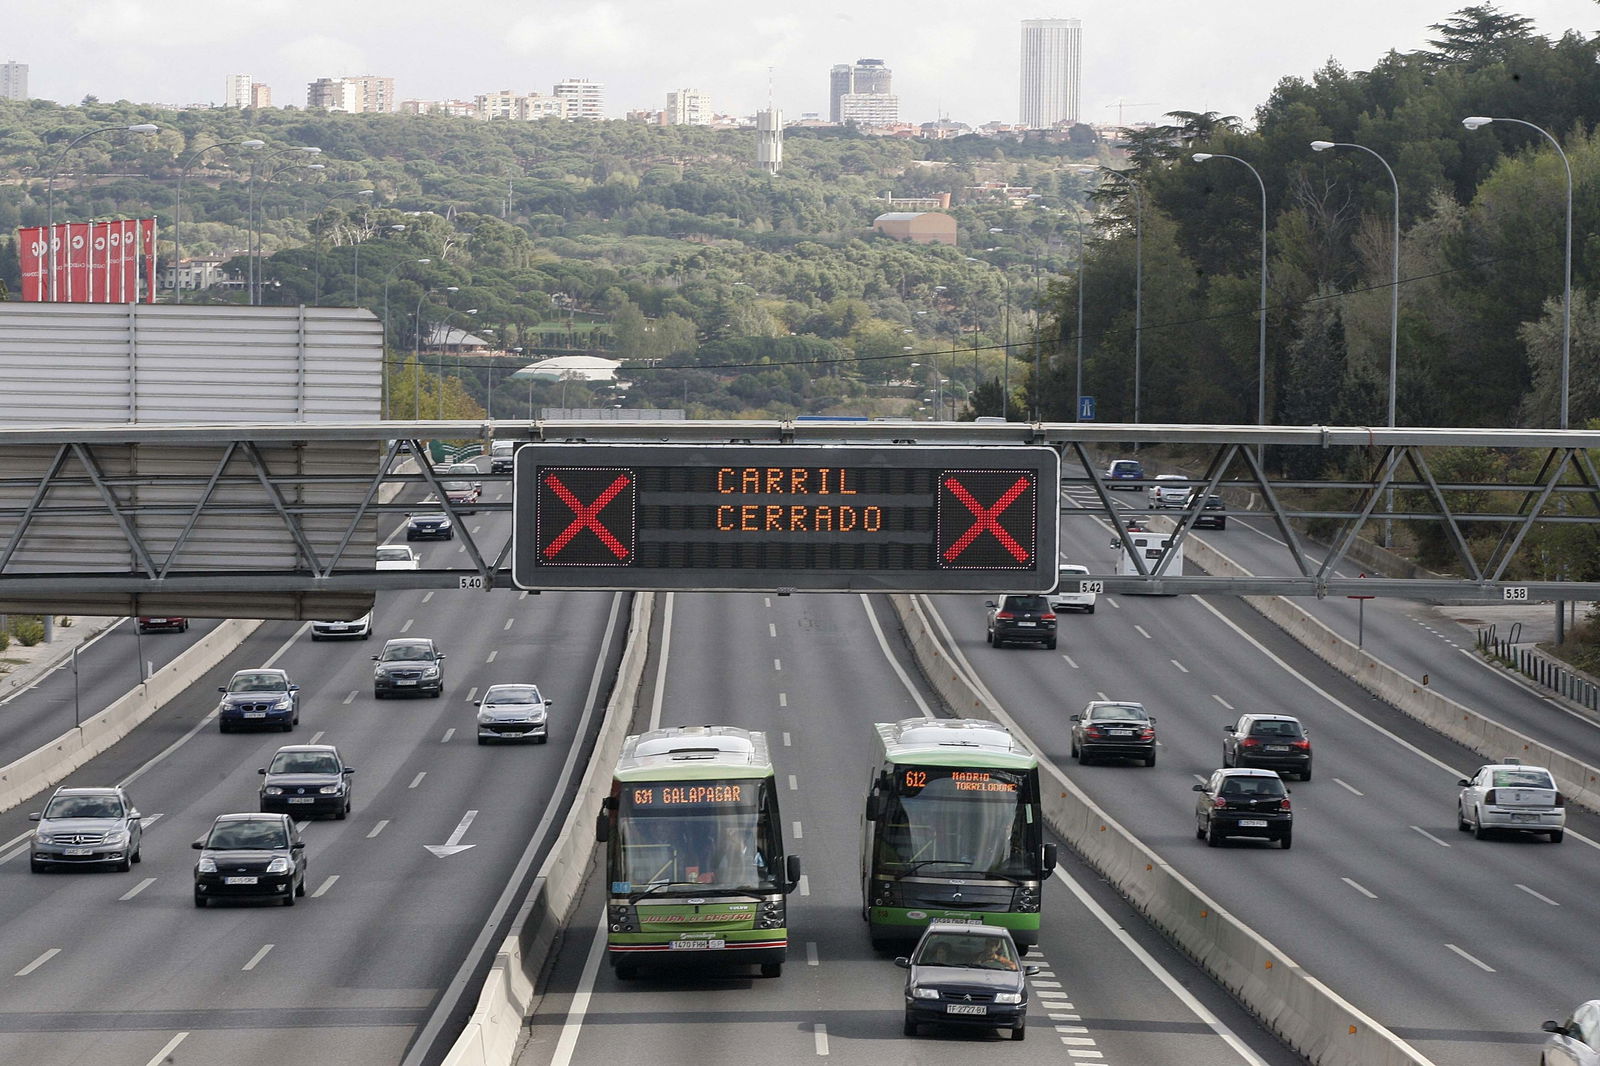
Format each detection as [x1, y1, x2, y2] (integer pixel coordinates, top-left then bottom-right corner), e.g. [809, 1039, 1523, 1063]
[66, 222, 90, 303]
[141, 217, 156, 303]
[87, 222, 106, 302]
[122, 219, 139, 302]
[16, 226, 45, 302]
[15, 218, 160, 302]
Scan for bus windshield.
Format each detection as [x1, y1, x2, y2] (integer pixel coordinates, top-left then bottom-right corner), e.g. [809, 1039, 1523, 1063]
[875, 765, 1037, 879]
[614, 778, 781, 893]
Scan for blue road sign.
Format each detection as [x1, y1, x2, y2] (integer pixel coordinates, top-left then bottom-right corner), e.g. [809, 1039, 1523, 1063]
[1078, 395, 1096, 421]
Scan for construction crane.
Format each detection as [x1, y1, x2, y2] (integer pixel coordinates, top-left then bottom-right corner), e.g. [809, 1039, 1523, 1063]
[1104, 101, 1156, 126]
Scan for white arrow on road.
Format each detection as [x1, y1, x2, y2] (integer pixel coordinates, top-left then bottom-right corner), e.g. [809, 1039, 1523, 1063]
[425, 809, 479, 858]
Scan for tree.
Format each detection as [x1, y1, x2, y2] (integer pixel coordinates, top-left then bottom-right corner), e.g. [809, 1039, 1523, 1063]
[1422, 5, 1537, 68]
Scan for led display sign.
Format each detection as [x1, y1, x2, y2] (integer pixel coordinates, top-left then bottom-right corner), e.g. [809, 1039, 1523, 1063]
[512, 444, 1058, 592]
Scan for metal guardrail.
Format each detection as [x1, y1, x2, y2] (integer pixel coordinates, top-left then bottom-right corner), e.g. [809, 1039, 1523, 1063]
[1478, 625, 1600, 711]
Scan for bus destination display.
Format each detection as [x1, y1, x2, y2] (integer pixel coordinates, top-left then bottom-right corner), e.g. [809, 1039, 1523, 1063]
[512, 444, 1059, 593]
[898, 767, 1022, 795]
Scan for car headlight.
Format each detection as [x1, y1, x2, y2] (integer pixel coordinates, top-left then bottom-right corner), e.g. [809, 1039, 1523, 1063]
[196, 857, 217, 873]
[422, 666, 440, 679]
[477, 711, 495, 724]
[911, 987, 941, 1000]
[265, 857, 291, 874]
[318, 784, 341, 795]
[271, 698, 291, 710]
[994, 992, 1023, 1004]
[531, 709, 547, 722]
[104, 830, 130, 846]
[35, 833, 54, 845]
[263, 786, 284, 796]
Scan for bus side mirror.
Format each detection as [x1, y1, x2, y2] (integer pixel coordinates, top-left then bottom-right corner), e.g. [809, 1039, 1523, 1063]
[594, 811, 609, 843]
[865, 793, 882, 821]
[1040, 843, 1058, 874]
[785, 853, 802, 889]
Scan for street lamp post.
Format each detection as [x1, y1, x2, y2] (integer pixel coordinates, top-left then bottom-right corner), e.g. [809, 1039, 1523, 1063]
[354, 223, 404, 308]
[1462, 116, 1573, 429]
[436, 306, 477, 418]
[413, 285, 459, 418]
[1101, 170, 1145, 424]
[987, 228, 1010, 404]
[44, 123, 160, 301]
[253, 160, 323, 304]
[312, 188, 373, 306]
[380, 258, 431, 419]
[1070, 211, 1087, 422]
[1193, 152, 1270, 430]
[247, 146, 321, 304]
[174, 138, 263, 303]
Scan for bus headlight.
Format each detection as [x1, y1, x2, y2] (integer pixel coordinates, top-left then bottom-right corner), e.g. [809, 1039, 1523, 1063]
[608, 905, 636, 932]
[755, 900, 785, 929]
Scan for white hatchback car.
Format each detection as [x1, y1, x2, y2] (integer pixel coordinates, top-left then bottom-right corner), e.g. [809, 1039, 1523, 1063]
[376, 545, 421, 570]
[1147, 474, 1189, 508]
[474, 683, 553, 744]
[1457, 760, 1565, 842]
[1051, 563, 1098, 614]
[1544, 1000, 1600, 1065]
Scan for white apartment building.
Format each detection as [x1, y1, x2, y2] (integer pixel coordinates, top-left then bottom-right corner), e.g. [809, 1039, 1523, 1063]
[307, 75, 396, 113]
[666, 89, 712, 125]
[1019, 18, 1082, 127]
[553, 78, 604, 121]
[839, 92, 899, 127]
[224, 73, 252, 108]
[473, 90, 569, 121]
[1, 61, 27, 100]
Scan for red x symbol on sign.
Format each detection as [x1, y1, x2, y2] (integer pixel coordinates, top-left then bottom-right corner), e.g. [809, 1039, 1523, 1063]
[942, 475, 1032, 563]
[543, 472, 632, 560]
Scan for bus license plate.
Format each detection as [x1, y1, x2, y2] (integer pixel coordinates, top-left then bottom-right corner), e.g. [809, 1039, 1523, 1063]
[946, 1004, 987, 1015]
[1239, 819, 1268, 828]
[670, 939, 725, 950]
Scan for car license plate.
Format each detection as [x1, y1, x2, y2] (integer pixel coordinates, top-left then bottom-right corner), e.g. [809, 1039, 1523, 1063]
[396, 679, 417, 686]
[1238, 819, 1268, 828]
[1110, 729, 1134, 736]
[224, 876, 258, 885]
[1511, 812, 1538, 822]
[244, 712, 266, 719]
[1266, 744, 1289, 752]
[288, 797, 314, 804]
[946, 1004, 987, 1015]
[1016, 621, 1036, 627]
[327, 624, 348, 631]
[669, 939, 725, 950]
[64, 847, 92, 856]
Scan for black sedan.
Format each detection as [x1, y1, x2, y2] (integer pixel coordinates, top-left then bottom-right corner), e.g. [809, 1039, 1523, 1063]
[192, 813, 307, 907]
[259, 744, 354, 819]
[405, 512, 455, 540]
[373, 637, 446, 698]
[1193, 768, 1293, 848]
[1184, 490, 1227, 529]
[1070, 701, 1157, 766]
[898, 922, 1037, 1040]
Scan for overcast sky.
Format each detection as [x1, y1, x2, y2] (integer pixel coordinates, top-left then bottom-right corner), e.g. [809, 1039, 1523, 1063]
[9, 1, 1600, 127]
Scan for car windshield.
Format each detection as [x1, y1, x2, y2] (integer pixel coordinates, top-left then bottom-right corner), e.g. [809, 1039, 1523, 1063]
[1004, 595, 1048, 611]
[1248, 720, 1302, 737]
[916, 933, 1018, 970]
[45, 795, 122, 819]
[376, 548, 412, 562]
[208, 822, 288, 849]
[269, 752, 341, 774]
[1090, 704, 1147, 722]
[443, 481, 470, 492]
[411, 514, 448, 523]
[1491, 769, 1554, 789]
[1220, 776, 1285, 798]
[484, 686, 540, 705]
[228, 673, 286, 693]
[381, 643, 433, 662]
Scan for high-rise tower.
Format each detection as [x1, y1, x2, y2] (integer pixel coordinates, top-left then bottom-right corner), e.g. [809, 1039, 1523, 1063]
[0, 61, 28, 101]
[830, 58, 898, 127]
[1019, 18, 1082, 128]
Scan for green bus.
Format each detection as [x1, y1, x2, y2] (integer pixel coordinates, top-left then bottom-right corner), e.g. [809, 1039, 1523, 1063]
[596, 725, 802, 979]
[861, 718, 1056, 949]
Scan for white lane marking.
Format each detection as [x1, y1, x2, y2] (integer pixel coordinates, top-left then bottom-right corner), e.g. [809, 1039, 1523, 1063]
[311, 876, 339, 898]
[309, 730, 325, 745]
[1134, 625, 1152, 639]
[503, 618, 514, 631]
[774, 658, 782, 671]
[763, 597, 771, 608]
[400, 618, 414, 633]
[442, 728, 455, 743]
[343, 690, 356, 705]
[798, 874, 811, 896]
[1341, 877, 1378, 899]
[1061, 1037, 1099, 1046]
[1106, 597, 1120, 609]
[1171, 659, 1189, 673]
[486, 650, 498, 663]
[1056, 1024, 1089, 1032]
[792, 821, 803, 839]
[143, 1034, 188, 1066]
[1334, 778, 1365, 796]
[1213, 694, 1235, 710]
[408, 772, 426, 789]
[295, 820, 311, 832]
[1036, 989, 1072, 999]
[367, 820, 389, 839]
[422, 591, 435, 603]
[1096, 691, 1109, 701]
[1410, 826, 1452, 848]
[1065, 1050, 1105, 1059]
[814, 1022, 829, 1056]
[242, 944, 274, 972]
[143, 813, 164, 828]
[806, 941, 819, 966]
[782, 731, 791, 746]
[1445, 943, 1495, 972]
[464, 687, 478, 703]
[1033, 979, 1064, 988]
[769, 623, 777, 638]
[1061, 653, 1080, 669]
[779, 693, 788, 708]
[858, 594, 936, 718]
[550, 922, 609, 1066]
[1049, 1013, 1082, 1021]
[788, 774, 798, 791]
[1516, 883, 1560, 906]
[119, 877, 157, 901]
[648, 593, 675, 733]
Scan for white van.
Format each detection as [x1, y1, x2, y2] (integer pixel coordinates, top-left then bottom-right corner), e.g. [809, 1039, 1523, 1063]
[490, 440, 516, 473]
[1114, 526, 1183, 593]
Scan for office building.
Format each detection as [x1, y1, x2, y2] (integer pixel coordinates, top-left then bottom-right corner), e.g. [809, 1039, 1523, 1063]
[250, 82, 273, 109]
[666, 89, 712, 126]
[828, 64, 853, 122]
[1, 61, 27, 100]
[829, 58, 898, 127]
[224, 73, 252, 108]
[553, 78, 604, 121]
[1019, 18, 1082, 128]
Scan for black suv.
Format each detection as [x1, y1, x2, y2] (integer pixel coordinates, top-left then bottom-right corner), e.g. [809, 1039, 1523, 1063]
[192, 812, 306, 907]
[1071, 701, 1157, 766]
[1184, 490, 1227, 529]
[1223, 714, 1312, 780]
[1193, 768, 1293, 849]
[373, 637, 446, 698]
[985, 594, 1057, 650]
[897, 922, 1038, 1040]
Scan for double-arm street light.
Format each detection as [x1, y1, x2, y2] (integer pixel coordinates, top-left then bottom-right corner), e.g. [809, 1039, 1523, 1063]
[312, 187, 374, 306]
[1099, 169, 1144, 424]
[1193, 152, 1270, 430]
[379, 258, 431, 418]
[44, 123, 160, 300]
[354, 224, 404, 308]
[435, 307, 478, 417]
[413, 285, 459, 418]
[1463, 116, 1573, 430]
[174, 137, 263, 303]
[247, 146, 321, 303]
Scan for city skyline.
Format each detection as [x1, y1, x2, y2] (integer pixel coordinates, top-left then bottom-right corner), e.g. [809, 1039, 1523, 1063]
[7, 1, 1600, 127]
